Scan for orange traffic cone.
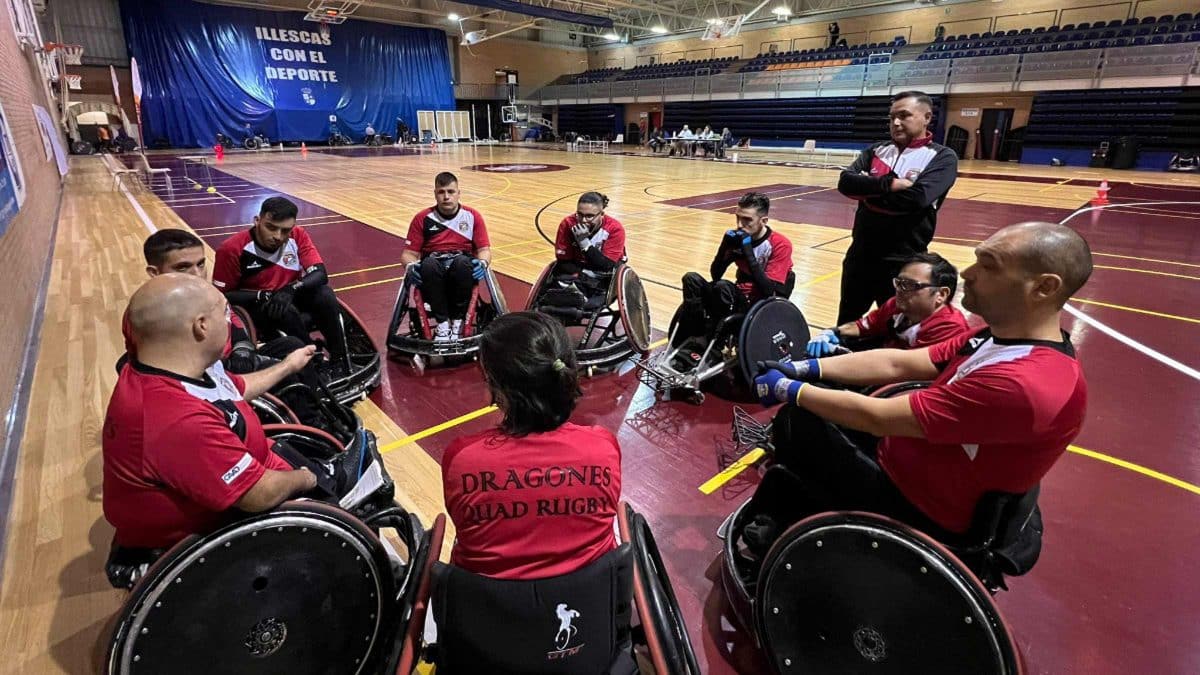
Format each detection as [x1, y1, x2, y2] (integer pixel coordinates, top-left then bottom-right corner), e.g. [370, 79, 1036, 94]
[1091, 179, 1110, 206]
[300, 141, 308, 155]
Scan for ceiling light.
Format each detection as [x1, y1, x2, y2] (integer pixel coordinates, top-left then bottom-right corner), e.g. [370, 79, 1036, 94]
[604, 31, 620, 40]
[771, 6, 792, 15]
[448, 12, 460, 21]
[651, 25, 668, 34]
[706, 18, 719, 24]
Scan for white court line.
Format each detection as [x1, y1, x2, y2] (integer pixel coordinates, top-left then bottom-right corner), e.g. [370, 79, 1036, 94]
[1060, 199, 1200, 382]
[1061, 201, 1200, 221]
[119, 182, 157, 234]
[667, 184, 815, 209]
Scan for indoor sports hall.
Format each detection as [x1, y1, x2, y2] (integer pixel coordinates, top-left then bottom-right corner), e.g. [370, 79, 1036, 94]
[2, 0, 1199, 673]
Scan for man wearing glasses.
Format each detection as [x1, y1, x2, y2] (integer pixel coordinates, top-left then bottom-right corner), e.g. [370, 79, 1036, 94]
[806, 252, 969, 356]
[555, 191, 626, 273]
[835, 90, 959, 325]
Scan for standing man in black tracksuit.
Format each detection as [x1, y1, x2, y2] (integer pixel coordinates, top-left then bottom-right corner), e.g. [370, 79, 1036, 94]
[836, 90, 958, 325]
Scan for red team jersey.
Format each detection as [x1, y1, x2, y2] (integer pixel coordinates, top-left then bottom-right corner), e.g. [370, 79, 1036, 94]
[212, 227, 323, 292]
[442, 423, 622, 580]
[404, 205, 490, 256]
[554, 214, 627, 266]
[103, 360, 291, 548]
[855, 297, 970, 350]
[878, 328, 1088, 533]
[716, 228, 794, 302]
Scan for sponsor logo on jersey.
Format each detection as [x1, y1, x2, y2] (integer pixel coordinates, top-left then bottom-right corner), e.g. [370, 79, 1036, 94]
[222, 452, 253, 484]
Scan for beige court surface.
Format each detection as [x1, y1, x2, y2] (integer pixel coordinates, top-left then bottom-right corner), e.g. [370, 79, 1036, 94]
[2, 145, 1197, 674]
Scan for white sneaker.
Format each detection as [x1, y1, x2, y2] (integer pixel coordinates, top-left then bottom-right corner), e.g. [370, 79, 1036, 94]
[450, 319, 463, 339]
[434, 321, 452, 343]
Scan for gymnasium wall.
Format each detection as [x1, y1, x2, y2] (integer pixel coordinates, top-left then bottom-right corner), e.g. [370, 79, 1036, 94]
[0, 18, 63, 514]
[589, 0, 1199, 69]
[943, 93, 1035, 161]
[457, 38, 587, 90]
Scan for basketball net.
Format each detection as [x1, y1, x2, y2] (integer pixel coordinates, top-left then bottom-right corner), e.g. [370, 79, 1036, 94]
[44, 42, 84, 65]
[319, 20, 331, 41]
[65, 74, 82, 90]
[702, 15, 744, 41]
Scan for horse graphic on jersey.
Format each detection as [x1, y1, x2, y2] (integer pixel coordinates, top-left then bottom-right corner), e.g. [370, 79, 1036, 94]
[554, 603, 580, 650]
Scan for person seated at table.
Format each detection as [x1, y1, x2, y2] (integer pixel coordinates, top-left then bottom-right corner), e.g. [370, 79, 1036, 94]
[647, 127, 666, 153]
[697, 125, 718, 156]
[104, 274, 319, 553]
[670, 125, 695, 156]
[717, 127, 735, 158]
[441, 311, 622, 579]
[806, 252, 969, 357]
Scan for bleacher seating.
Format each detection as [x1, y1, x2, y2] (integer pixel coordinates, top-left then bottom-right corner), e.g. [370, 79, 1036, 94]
[557, 104, 622, 139]
[570, 67, 621, 84]
[918, 14, 1199, 60]
[1024, 87, 1200, 151]
[738, 36, 906, 73]
[615, 56, 736, 81]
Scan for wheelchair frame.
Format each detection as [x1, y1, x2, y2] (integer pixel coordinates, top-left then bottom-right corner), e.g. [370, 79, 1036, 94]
[525, 262, 653, 373]
[385, 266, 509, 369]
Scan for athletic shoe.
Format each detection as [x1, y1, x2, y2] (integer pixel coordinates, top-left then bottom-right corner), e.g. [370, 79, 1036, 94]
[434, 321, 452, 343]
[450, 319, 463, 340]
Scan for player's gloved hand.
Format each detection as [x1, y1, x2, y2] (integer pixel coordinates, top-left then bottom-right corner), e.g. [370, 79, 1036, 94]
[571, 222, 593, 250]
[471, 258, 488, 281]
[806, 329, 841, 357]
[757, 358, 821, 382]
[754, 368, 805, 407]
[264, 285, 296, 321]
[405, 262, 422, 286]
[283, 344, 318, 375]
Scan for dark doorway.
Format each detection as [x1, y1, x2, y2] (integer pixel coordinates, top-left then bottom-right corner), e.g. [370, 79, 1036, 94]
[979, 108, 1014, 161]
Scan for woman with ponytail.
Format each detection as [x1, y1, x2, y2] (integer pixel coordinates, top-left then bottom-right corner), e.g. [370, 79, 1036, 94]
[441, 311, 622, 579]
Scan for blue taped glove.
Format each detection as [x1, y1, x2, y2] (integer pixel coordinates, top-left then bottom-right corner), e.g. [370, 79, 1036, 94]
[754, 368, 805, 407]
[806, 329, 841, 357]
[405, 262, 422, 286]
[757, 358, 821, 382]
[471, 258, 487, 281]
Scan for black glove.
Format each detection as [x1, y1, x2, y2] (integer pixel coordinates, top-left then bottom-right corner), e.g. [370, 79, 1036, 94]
[264, 285, 295, 321]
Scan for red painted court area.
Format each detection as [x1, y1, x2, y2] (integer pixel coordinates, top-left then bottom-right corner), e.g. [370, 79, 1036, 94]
[144, 154, 1200, 674]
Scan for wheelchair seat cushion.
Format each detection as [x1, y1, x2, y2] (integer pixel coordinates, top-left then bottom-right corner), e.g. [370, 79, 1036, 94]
[433, 544, 635, 675]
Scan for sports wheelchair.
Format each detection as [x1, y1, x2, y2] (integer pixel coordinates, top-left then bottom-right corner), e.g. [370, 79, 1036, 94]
[232, 298, 381, 405]
[385, 264, 509, 372]
[394, 502, 699, 674]
[525, 262, 653, 373]
[636, 292, 809, 405]
[718, 384, 1041, 674]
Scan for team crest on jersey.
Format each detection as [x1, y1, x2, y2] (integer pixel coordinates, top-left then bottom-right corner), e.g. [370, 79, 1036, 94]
[904, 168, 923, 180]
[282, 252, 297, 266]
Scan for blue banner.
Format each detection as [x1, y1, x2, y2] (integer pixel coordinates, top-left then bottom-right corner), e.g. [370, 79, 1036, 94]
[120, 0, 455, 147]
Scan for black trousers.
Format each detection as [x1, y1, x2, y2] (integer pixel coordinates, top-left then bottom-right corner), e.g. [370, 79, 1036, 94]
[247, 284, 347, 360]
[674, 272, 749, 346]
[836, 243, 910, 325]
[756, 404, 936, 532]
[420, 254, 475, 323]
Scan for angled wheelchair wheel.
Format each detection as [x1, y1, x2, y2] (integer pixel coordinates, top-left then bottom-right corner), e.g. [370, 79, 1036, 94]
[755, 511, 1023, 675]
[524, 262, 557, 311]
[250, 392, 301, 426]
[230, 305, 257, 345]
[106, 501, 400, 675]
[868, 380, 932, 399]
[617, 266, 652, 355]
[737, 297, 810, 383]
[322, 300, 381, 404]
[619, 502, 701, 675]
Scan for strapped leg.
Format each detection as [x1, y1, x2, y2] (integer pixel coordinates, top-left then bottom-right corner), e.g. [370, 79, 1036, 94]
[419, 256, 451, 323]
[296, 284, 348, 361]
[444, 255, 477, 320]
[673, 272, 709, 347]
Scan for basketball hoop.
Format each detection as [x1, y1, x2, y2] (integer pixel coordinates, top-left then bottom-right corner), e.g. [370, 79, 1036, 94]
[65, 74, 82, 90]
[701, 15, 744, 41]
[45, 42, 84, 65]
[318, 21, 331, 41]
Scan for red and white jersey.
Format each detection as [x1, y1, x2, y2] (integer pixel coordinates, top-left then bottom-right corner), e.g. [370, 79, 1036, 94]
[716, 228, 794, 302]
[404, 205, 491, 256]
[442, 422, 622, 580]
[878, 328, 1088, 533]
[103, 359, 291, 549]
[856, 297, 970, 350]
[866, 133, 938, 184]
[212, 227, 323, 292]
[554, 214, 627, 266]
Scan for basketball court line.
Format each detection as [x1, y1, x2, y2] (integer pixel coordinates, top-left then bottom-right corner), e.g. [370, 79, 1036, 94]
[1071, 298, 1200, 324]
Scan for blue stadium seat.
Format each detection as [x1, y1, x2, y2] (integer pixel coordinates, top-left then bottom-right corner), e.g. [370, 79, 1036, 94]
[1110, 37, 1130, 47]
[1191, 32, 1200, 42]
[1032, 26, 1045, 34]
[1151, 35, 1166, 44]
[1076, 22, 1090, 30]
[1140, 16, 1156, 24]
[1178, 13, 1193, 22]
[1166, 33, 1183, 43]
[1158, 14, 1174, 23]
[1107, 20, 1122, 28]
[1133, 36, 1147, 45]
[982, 31, 992, 38]
[1060, 23, 1075, 31]
[1124, 18, 1138, 26]
[968, 32, 980, 39]
[1118, 28, 1133, 37]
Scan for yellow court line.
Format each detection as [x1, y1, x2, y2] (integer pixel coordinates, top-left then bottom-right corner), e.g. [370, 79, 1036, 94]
[699, 448, 767, 495]
[1071, 297, 1200, 324]
[796, 270, 840, 289]
[1093, 264, 1200, 282]
[494, 236, 551, 251]
[335, 275, 405, 292]
[490, 246, 555, 266]
[648, 337, 668, 350]
[1036, 178, 1073, 193]
[329, 262, 404, 278]
[934, 235, 1200, 270]
[1068, 445, 1200, 496]
[379, 405, 499, 454]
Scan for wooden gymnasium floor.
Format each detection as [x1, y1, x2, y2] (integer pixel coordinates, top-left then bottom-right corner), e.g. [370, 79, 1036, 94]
[3, 144, 1199, 674]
